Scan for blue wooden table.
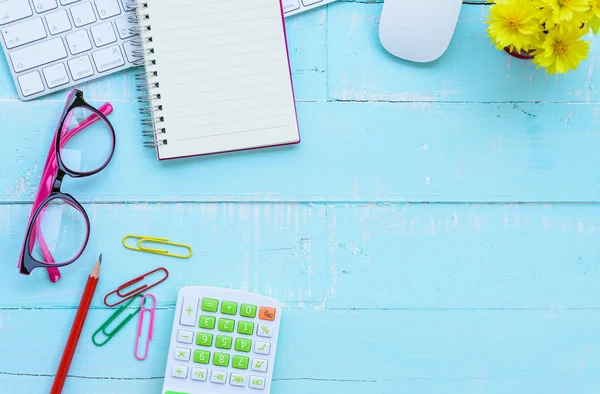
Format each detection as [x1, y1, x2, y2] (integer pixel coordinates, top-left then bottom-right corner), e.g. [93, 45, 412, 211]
[2, 1, 600, 393]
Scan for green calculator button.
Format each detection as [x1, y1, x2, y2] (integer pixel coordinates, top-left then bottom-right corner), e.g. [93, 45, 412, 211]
[193, 350, 210, 364]
[213, 352, 230, 367]
[240, 303, 257, 318]
[216, 335, 233, 349]
[221, 301, 238, 315]
[196, 332, 213, 347]
[199, 315, 216, 329]
[232, 355, 249, 370]
[237, 320, 255, 335]
[218, 318, 235, 332]
[201, 298, 218, 312]
[235, 338, 252, 352]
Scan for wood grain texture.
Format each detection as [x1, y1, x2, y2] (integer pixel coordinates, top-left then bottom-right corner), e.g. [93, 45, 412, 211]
[2, 102, 600, 203]
[2, 203, 600, 309]
[2, 309, 599, 394]
[328, 3, 599, 103]
[1, 0, 599, 393]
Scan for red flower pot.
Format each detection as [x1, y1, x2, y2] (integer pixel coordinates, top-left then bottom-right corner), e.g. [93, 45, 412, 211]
[504, 46, 535, 59]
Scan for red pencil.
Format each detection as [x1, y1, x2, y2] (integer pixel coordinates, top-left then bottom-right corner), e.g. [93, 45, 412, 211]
[50, 254, 102, 394]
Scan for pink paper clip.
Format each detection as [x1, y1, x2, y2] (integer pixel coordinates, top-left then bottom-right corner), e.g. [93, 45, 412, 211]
[135, 294, 156, 361]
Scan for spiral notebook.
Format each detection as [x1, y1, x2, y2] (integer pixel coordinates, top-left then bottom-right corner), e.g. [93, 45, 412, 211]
[132, 0, 300, 160]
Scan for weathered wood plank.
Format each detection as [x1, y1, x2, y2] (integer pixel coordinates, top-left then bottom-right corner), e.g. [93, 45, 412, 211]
[327, 3, 600, 102]
[1, 202, 600, 309]
[0, 309, 598, 393]
[2, 102, 600, 203]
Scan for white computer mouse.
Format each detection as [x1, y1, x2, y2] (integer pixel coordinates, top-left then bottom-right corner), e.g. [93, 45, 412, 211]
[379, 0, 463, 63]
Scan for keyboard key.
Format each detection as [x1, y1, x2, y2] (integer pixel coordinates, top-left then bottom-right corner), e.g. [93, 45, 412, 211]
[282, 0, 300, 13]
[218, 318, 234, 332]
[92, 44, 124, 72]
[0, 0, 33, 26]
[201, 298, 218, 312]
[301, 0, 322, 5]
[221, 301, 238, 315]
[91, 22, 116, 47]
[46, 10, 72, 35]
[235, 338, 252, 352]
[254, 341, 271, 355]
[179, 297, 198, 327]
[33, 0, 58, 13]
[191, 367, 208, 381]
[233, 355, 249, 370]
[251, 358, 268, 372]
[120, 0, 134, 11]
[60, 0, 80, 4]
[211, 370, 227, 384]
[249, 376, 266, 390]
[171, 364, 188, 379]
[95, 0, 120, 19]
[199, 315, 216, 330]
[215, 335, 232, 350]
[256, 323, 273, 338]
[67, 55, 94, 80]
[10, 37, 67, 72]
[196, 332, 213, 347]
[176, 329, 193, 344]
[240, 304, 257, 318]
[193, 349, 210, 364]
[66, 30, 92, 55]
[114, 15, 135, 39]
[17, 71, 44, 97]
[122, 40, 136, 63]
[42, 62, 69, 88]
[238, 320, 255, 335]
[259, 306, 276, 321]
[71, 2, 96, 27]
[2, 18, 47, 49]
[230, 373, 247, 387]
[213, 352, 230, 367]
[173, 347, 191, 362]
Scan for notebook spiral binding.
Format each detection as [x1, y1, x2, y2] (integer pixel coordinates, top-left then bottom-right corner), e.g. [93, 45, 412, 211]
[128, 0, 168, 149]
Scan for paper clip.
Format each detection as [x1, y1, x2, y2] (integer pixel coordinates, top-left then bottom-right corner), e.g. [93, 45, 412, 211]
[104, 267, 169, 307]
[92, 295, 143, 347]
[122, 234, 192, 259]
[134, 294, 156, 361]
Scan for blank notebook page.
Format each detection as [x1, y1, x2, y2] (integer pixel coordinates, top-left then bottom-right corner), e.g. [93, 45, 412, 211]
[144, 0, 300, 160]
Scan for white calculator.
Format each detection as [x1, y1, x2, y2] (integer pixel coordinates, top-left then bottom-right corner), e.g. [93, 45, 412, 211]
[162, 287, 283, 394]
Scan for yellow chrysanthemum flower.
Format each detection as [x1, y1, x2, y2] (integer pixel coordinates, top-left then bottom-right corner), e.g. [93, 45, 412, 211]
[532, 29, 590, 73]
[486, 0, 543, 52]
[589, 0, 600, 34]
[537, 0, 591, 27]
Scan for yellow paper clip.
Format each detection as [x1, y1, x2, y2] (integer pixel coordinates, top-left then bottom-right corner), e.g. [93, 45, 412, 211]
[122, 235, 193, 259]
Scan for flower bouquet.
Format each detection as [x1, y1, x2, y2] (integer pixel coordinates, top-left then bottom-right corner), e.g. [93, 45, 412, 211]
[486, 0, 599, 74]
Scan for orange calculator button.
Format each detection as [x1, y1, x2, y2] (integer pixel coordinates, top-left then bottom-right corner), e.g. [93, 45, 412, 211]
[259, 307, 276, 321]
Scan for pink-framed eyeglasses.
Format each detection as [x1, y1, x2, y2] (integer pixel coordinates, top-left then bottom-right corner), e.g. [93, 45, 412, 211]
[18, 89, 116, 282]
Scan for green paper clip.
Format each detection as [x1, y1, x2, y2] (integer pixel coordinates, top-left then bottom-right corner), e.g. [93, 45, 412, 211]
[92, 295, 143, 347]
[122, 234, 193, 259]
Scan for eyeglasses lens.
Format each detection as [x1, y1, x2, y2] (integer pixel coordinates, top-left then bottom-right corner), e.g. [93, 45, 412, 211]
[30, 198, 88, 265]
[59, 106, 114, 174]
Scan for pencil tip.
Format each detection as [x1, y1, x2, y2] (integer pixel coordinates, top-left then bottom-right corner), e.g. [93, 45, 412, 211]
[98, 253, 103, 264]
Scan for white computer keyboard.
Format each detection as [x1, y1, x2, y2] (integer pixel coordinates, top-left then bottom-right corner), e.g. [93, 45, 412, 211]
[0, 0, 138, 100]
[0, 0, 337, 101]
